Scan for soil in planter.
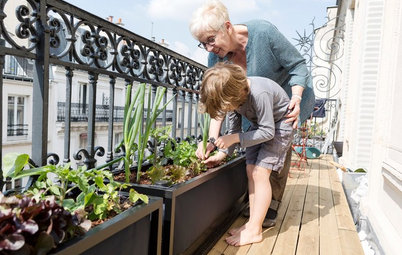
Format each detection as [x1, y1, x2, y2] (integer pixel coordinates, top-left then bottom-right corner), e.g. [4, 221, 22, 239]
[113, 152, 241, 185]
[113, 165, 198, 185]
[88, 197, 134, 227]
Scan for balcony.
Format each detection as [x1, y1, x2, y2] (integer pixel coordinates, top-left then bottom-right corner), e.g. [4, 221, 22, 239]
[0, 0, 364, 254]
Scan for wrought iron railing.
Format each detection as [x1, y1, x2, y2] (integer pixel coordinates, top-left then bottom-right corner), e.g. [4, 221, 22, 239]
[0, 0, 206, 189]
[7, 124, 28, 137]
[56, 102, 173, 122]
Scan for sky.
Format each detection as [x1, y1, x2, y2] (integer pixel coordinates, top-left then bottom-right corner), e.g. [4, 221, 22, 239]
[66, 0, 336, 66]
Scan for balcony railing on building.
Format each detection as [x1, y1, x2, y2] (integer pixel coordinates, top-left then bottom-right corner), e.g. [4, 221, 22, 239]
[56, 102, 173, 123]
[7, 124, 28, 137]
[0, 0, 207, 190]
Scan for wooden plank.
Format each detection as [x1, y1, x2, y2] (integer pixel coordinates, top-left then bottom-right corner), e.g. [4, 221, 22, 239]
[327, 161, 358, 231]
[271, 165, 309, 255]
[319, 157, 342, 255]
[246, 169, 301, 255]
[208, 217, 247, 255]
[296, 159, 320, 255]
[327, 158, 365, 255]
[208, 154, 363, 255]
[339, 229, 365, 255]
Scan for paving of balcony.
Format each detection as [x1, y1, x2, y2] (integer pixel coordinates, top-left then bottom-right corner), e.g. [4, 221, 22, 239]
[208, 154, 364, 255]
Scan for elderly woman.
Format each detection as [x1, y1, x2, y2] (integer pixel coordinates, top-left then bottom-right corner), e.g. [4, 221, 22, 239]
[189, 0, 315, 246]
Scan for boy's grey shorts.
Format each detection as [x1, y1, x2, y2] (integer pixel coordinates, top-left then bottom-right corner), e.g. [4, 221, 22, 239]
[245, 128, 294, 172]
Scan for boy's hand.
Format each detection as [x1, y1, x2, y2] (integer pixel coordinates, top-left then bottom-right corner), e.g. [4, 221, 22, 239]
[203, 151, 227, 168]
[195, 142, 215, 160]
[214, 134, 240, 149]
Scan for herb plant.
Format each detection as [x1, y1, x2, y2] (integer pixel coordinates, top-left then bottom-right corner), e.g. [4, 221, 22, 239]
[120, 83, 173, 183]
[199, 113, 211, 154]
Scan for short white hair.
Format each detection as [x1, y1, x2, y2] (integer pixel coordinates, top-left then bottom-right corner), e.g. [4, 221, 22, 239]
[189, 0, 230, 40]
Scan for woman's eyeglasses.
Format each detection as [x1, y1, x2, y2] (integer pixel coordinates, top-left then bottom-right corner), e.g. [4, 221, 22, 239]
[198, 36, 216, 50]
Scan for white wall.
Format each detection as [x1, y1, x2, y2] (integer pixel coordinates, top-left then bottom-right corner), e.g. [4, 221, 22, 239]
[338, 0, 402, 254]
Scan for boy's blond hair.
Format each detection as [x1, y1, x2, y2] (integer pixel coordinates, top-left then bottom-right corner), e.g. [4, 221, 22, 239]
[200, 63, 249, 119]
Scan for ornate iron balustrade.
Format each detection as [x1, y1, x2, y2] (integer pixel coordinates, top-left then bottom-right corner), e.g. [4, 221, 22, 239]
[7, 124, 28, 137]
[0, 0, 206, 188]
[56, 102, 173, 123]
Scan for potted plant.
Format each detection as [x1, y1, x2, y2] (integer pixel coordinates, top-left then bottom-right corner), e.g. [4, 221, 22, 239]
[111, 83, 247, 255]
[1, 153, 163, 255]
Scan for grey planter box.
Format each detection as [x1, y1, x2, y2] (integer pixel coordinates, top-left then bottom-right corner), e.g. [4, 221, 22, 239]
[53, 197, 163, 255]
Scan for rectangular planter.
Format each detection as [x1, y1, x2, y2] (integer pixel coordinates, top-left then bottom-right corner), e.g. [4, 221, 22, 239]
[126, 156, 247, 255]
[53, 197, 163, 255]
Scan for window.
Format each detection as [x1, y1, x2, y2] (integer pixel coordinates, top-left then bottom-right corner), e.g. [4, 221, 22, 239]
[5, 55, 18, 75]
[114, 132, 123, 149]
[4, 55, 29, 77]
[7, 96, 28, 138]
[79, 133, 88, 149]
[78, 83, 88, 114]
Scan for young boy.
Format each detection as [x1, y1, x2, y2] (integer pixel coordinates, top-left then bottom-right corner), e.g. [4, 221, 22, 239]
[199, 62, 294, 246]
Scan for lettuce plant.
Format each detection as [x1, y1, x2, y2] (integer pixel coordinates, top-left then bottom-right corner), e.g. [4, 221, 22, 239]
[0, 193, 85, 254]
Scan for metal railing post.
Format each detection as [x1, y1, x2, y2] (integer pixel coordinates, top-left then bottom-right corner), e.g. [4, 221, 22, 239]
[32, 0, 50, 166]
[63, 67, 73, 164]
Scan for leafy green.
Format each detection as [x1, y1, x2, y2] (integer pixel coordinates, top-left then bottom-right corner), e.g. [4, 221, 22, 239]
[0, 193, 85, 253]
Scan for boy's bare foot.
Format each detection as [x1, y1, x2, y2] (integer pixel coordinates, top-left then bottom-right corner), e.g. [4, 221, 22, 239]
[228, 223, 248, 235]
[225, 227, 263, 246]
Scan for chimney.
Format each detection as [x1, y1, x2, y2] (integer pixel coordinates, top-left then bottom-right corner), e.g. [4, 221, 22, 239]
[107, 16, 113, 22]
[160, 39, 169, 47]
[116, 18, 124, 26]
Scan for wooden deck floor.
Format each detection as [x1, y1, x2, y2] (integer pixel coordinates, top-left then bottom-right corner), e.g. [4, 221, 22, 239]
[208, 155, 364, 255]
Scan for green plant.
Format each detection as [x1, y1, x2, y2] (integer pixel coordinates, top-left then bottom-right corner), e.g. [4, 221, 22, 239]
[119, 83, 173, 183]
[3, 154, 148, 221]
[137, 85, 174, 182]
[147, 125, 173, 166]
[120, 83, 145, 183]
[167, 139, 206, 176]
[308, 122, 326, 138]
[354, 168, 366, 173]
[147, 164, 166, 184]
[0, 193, 86, 254]
[199, 113, 211, 154]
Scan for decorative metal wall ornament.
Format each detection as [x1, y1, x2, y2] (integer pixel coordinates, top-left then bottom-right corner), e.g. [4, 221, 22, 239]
[293, 15, 346, 99]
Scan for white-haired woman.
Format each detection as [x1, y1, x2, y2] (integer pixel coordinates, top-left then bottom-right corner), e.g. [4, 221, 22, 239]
[189, 0, 315, 247]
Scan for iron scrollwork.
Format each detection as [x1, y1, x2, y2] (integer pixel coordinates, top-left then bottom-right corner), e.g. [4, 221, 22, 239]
[0, 0, 205, 87]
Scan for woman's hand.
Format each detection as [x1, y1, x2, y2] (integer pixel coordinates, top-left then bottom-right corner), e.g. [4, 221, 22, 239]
[195, 142, 215, 160]
[285, 96, 301, 129]
[203, 151, 227, 168]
